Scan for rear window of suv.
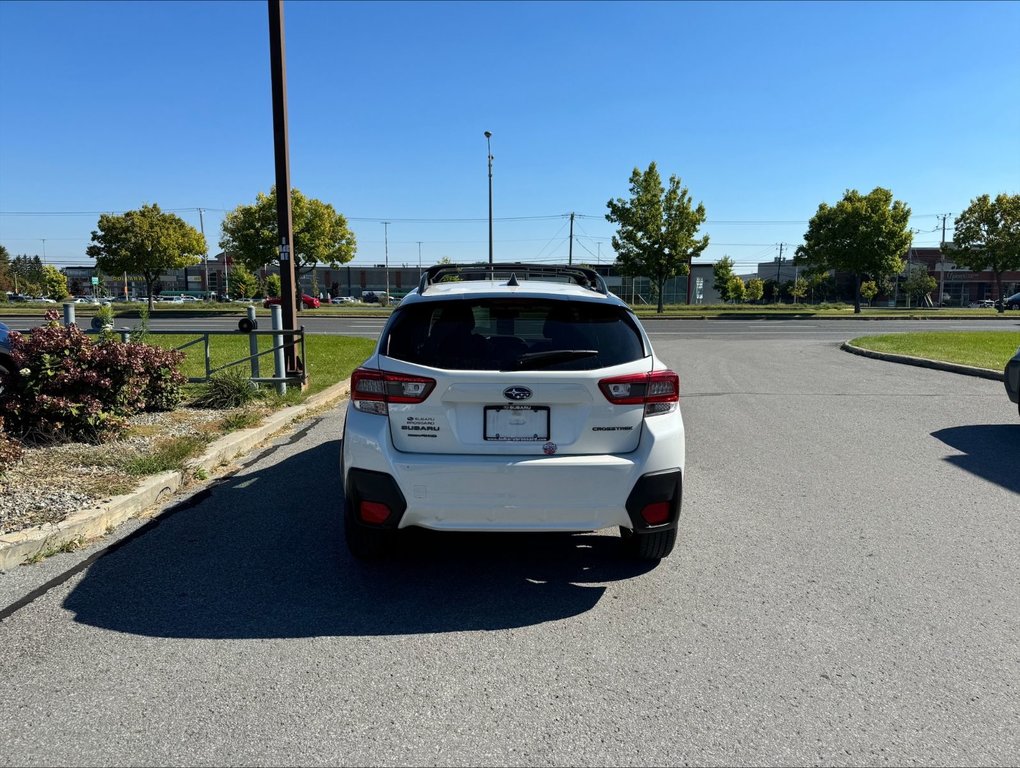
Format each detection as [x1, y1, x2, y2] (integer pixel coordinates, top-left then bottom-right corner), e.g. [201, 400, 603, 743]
[383, 299, 647, 371]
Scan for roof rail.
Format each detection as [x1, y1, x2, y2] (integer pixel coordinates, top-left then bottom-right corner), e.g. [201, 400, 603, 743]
[416, 262, 609, 296]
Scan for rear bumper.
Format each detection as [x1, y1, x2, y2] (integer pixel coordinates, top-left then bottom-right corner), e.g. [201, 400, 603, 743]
[342, 406, 684, 532]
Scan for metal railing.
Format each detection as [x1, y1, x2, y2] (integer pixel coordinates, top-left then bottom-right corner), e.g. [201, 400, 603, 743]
[12, 303, 307, 393]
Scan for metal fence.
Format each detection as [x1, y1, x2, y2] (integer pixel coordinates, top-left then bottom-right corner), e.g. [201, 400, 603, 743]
[14, 303, 307, 393]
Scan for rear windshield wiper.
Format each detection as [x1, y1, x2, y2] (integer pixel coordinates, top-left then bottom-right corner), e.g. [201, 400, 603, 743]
[505, 349, 599, 371]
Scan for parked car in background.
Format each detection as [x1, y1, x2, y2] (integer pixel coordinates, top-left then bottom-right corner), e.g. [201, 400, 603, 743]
[0, 321, 12, 377]
[341, 263, 685, 561]
[331, 296, 357, 305]
[361, 291, 389, 304]
[1005, 346, 1020, 418]
[999, 292, 1020, 310]
[264, 294, 320, 309]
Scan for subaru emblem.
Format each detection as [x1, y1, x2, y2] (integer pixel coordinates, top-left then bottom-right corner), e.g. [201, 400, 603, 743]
[503, 386, 532, 401]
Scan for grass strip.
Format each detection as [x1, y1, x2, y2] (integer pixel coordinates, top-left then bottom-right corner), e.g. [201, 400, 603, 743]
[849, 331, 1020, 370]
[145, 333, 377, 400]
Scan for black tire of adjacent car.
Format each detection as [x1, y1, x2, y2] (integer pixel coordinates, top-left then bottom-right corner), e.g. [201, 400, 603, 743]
[344, 497, 395, 559]
[620, 526, 677, 560]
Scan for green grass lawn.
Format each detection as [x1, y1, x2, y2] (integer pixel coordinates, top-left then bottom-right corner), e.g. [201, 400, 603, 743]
[849, 331, 1020, 370]
[145, 332, 377, 401]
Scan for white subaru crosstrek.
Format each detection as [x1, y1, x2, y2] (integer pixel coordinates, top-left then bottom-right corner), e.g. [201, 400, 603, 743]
[341, 263, 685, 560]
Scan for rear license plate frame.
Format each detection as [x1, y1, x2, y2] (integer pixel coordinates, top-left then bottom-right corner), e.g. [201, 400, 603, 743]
[483, 405, 550, 442]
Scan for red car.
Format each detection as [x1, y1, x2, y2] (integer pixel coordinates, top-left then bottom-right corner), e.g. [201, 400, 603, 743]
[263, 294, 320, 309]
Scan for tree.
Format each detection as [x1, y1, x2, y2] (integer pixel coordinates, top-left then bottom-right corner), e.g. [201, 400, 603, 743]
[859, 279, 879, 307]
[606, 162, 709, 313]
[713, 256, 736, 301]
[745, 277, 764, 304]
[42, 265, 69, 300]
[795, 187, 912, 314]
[942, 194, 1020, 313]
[87, 204, 206, 311]
[903, 263, 936, 306]
[264, 273, 281, 298]
[228, 263, 258, 299]
[726, 275, 746, 303]
[789, 276, 809, 304]
[0, 244, 12, 292]
[10, 254, 44, 295]
[219, 187, 357, 290]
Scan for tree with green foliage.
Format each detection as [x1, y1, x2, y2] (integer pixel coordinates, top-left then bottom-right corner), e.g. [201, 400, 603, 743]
[228, 263, 258, 299]
[795, 187, 912, 314]
[219, 187, 357, 288]
[903, 264, 937, 306]
[726, 275, 746, 303]
[859, 279, 879, 307]
[789, 276, 809, 304]
[87, 204, 206, 311]
[712, 256, 736, 301]
[942, 193, 1020, 313]
[606, 162, 709, 313]
[10, 254, 44, 295]
[264, 273, 281, 298]
[745, 277, 764, 304]
[0, 244, 12, 292]
[42, 265, 69, 300]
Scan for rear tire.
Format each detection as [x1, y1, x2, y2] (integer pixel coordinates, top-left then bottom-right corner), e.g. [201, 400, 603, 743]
[621, 526, 677, 560]
[344, 497, 394, 559]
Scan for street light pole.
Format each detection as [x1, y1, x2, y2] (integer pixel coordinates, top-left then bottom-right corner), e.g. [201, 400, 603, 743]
[383, 221, 390, 303]
[485, 131, 493, 271]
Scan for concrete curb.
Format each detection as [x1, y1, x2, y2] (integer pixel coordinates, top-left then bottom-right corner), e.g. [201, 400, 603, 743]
[840, 342, 1005, 382]
[0, 378, 351, 572]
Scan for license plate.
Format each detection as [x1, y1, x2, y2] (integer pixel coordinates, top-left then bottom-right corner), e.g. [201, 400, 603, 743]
[484, 405, 549, 441]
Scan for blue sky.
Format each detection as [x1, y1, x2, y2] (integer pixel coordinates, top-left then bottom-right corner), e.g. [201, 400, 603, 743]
[1, 0, 1018, 274]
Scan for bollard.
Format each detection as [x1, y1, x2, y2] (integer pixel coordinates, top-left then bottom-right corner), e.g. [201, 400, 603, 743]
[247, 306, 260, 380]
[63, 303, 76, 327]
[271, 301, 287, 391]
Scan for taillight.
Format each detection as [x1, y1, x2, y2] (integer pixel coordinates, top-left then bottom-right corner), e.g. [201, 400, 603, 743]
[351, 368, 436, 415]
[599, 370, 679, 416]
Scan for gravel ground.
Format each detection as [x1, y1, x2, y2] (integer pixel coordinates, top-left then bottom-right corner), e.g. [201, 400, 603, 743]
[0, 408, 228, 536]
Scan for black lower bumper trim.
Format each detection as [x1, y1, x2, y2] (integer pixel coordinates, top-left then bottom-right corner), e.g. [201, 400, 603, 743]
[344, 468, 407, 528]
[625, 469, 682, 531]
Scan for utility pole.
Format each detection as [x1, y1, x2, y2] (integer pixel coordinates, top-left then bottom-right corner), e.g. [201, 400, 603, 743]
[937, 213, 951, 306]
[268, 0, 299, 377]
[568, 212, 575, 265]
[775, 243, 785, 302]
[417, 241, 423, 278]
[484, 131, 493, 271]
[597, 241, 601, 264]
[198, 208, 210, 298]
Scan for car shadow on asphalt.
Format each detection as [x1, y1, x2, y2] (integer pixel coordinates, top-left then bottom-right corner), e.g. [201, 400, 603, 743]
[931, 424, 1020, 494]
[62, 440, 656, 639]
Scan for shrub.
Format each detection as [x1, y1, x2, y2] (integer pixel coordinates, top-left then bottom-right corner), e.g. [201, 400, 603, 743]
[0, 311, 187, 444]
[192, 366, 265, 409]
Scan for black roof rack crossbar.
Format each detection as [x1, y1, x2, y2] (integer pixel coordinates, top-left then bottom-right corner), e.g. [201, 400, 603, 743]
[417, 262, 608, 296]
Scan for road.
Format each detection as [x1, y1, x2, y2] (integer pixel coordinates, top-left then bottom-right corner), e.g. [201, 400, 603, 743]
[0, 323, 1018, 765]
[4, 311, 1020, 342]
